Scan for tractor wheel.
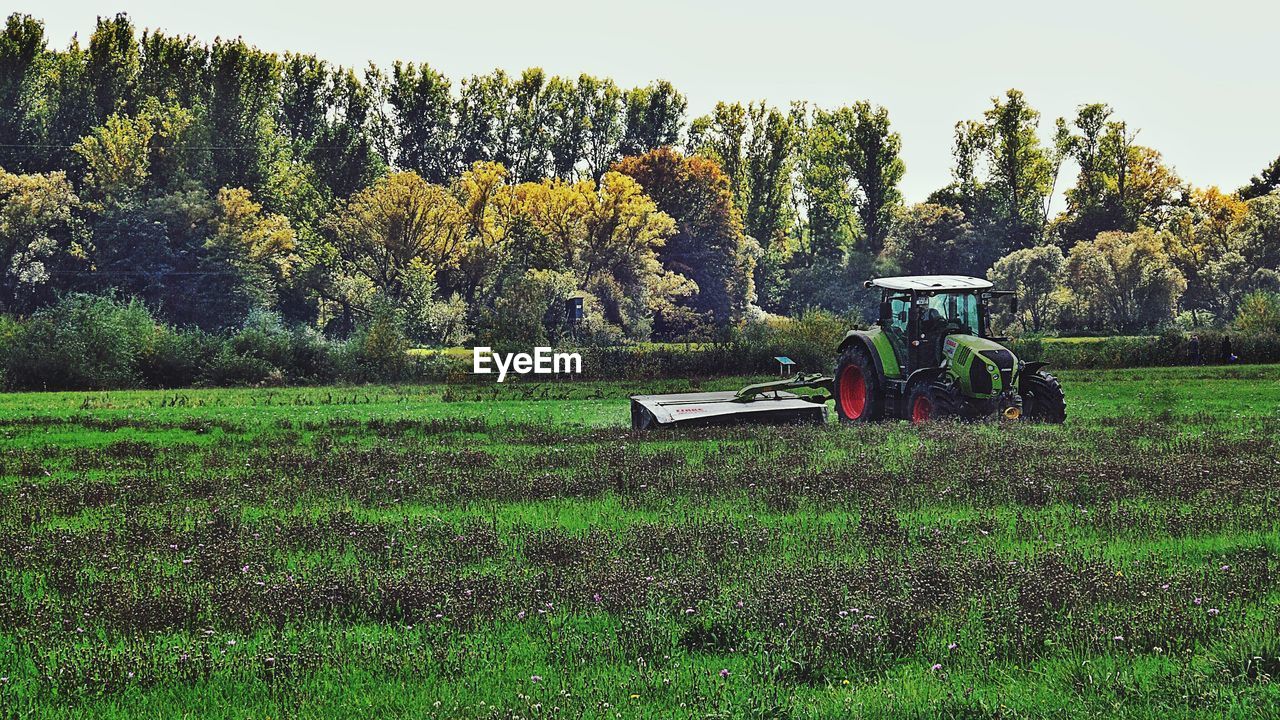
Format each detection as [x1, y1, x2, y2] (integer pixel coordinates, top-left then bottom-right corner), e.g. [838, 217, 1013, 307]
[1020, 370, 1066, 423]
[907, 379, 959, 424]
[834, 347, 882, 422]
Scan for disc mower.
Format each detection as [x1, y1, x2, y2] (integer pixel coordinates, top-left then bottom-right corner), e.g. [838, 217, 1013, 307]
[629, 275, 1066, 429]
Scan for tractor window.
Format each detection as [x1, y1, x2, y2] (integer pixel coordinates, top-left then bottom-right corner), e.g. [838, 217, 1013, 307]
[927, 293, 980, 335]
[888, 297, 910, 334]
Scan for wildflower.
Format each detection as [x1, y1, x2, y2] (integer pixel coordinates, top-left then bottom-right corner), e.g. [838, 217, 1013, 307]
[1207, 608, 1220, 616]
[948, 642, 958, 650]
[530, 675, 543, 683]
[931, 664, 942, 672]
[593, 593, 602, 604]
[685, 607, 695, 615]
[227, 640, 236, 646]
[1113, 635, 1124, 642]
[719, 669, 730, 679]
[1193, 597, 1203, 605]
[1220, 564, 1231, 571]
[839, 610, 848, 618]
[517, 611, 526, 620]
[735, 600, 744, 608]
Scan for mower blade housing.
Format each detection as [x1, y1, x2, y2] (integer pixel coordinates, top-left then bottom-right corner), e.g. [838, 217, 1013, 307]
[630, 391, 828, 430]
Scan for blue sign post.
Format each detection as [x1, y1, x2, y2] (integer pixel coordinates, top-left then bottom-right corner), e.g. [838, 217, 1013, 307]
[774, 356, 796, 377]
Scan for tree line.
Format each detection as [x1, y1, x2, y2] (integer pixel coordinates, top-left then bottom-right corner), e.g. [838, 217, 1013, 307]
[2, 12, 1279, 347]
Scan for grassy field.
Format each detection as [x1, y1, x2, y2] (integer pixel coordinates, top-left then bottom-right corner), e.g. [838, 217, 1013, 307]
[1, 366, 1279, 718]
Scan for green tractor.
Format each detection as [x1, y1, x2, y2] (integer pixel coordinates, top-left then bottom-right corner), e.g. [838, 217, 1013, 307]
[834, 275, 1066, 424]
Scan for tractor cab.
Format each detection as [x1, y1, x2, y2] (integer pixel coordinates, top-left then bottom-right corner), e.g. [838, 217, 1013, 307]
[871, 275, 1009, 373]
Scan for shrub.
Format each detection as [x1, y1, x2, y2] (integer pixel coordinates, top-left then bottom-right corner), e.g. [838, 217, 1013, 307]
[2, 294, 159, 390]
[336, 305, 412, 383]
[1233, 291, 1280, 334]
[140, 326, 221, 388]
[227, 310, 335, 384]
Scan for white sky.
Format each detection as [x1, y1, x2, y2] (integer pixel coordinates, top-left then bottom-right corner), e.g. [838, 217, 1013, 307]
[20, 0, 1280, 202]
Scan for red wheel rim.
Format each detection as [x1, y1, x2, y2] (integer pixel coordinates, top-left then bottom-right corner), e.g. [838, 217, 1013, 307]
[839, 365, 867, 418]
[911, 395, 933, 423]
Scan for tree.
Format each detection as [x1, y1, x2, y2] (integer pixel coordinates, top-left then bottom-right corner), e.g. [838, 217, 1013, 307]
[810, 102, 904, 255]
[86, 13, 140, 123]
[388, 61, 456, 183]
[940, 90, 1055, 254]
[1233, 290, 1280, 334]
[986, 244, 1065, 333]
[0, 168, 85, 311]
[1054, 103, 1183, 244]
[614, 147, 753, 334]
[73, 111, 154, 206]
[207, 38, 283, 199]
[205, 186, 298, 310]
[322, 171, 466, 317]
[73, 100, 200, 206]
[138, 29, 209, 108]
[0, 14, 47, 173]
[1239, 155, 1280, 201]
[619, 80, 686, 157]
[1166, 187, 1252, 323]
[577, 76, 626, 181]
[884, 203, 986, 276]
[307, 66, 385, 200]
[689, 102, 800, 310]
[1063, 227, 1185, 332]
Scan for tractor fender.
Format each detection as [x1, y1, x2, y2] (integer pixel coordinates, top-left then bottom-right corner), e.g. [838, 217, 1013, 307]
[906, 365, 948, 391]
[1021, 361, 1049, 378]
[836, 331, 886, 378]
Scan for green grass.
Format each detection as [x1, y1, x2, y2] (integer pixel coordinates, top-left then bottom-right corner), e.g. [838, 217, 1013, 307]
[1, 366, 1279, 718]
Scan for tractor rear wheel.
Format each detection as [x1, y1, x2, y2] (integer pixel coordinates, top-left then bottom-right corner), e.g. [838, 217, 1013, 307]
[1020, 370, 1066, 423]
[907, 379, 959, 424]
[834, 347, 882, 422]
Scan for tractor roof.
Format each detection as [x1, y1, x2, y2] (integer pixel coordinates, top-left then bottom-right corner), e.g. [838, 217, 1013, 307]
[867, 275, 993, 292]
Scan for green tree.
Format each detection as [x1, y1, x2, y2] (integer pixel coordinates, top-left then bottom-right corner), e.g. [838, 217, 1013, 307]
[1063, 227, 1185, 332]
[0, 14, 47, 173]
[884, 203, 985, 276]
[986, 244, 1066, 333]
[1239, 155, 1280, 201]
[1233, 290, 1280, 334]
[940, 90, 1055, 254]
[207, 38, 283, 198]
[810, 101, 904, 256]
[321, 171, 466, 319]
[86, 13, 140, 122]
[204, 186, 298, 312]
[138, 29, 209, 108]
[619, 80, 686, 157]
[388, 61, 456, 182]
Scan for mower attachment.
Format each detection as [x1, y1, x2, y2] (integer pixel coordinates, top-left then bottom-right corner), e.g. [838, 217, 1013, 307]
[630, 374, 832, 430]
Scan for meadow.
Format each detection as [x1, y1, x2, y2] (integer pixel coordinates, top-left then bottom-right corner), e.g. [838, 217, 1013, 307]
[1, 365, 1279, 718]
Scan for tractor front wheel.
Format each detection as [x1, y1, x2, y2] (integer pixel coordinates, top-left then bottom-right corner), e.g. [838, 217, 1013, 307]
[907, 379, 959, 424]
[1020, 370, 1066, 423]
[834, 347, 882, 422]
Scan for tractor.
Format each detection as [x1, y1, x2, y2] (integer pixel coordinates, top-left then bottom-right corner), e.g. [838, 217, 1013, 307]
[833, 275, 1065, 423]
[629, 274, 1065, 429]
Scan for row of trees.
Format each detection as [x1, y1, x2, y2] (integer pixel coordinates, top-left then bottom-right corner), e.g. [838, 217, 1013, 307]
[2, 12, 1279, 344]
